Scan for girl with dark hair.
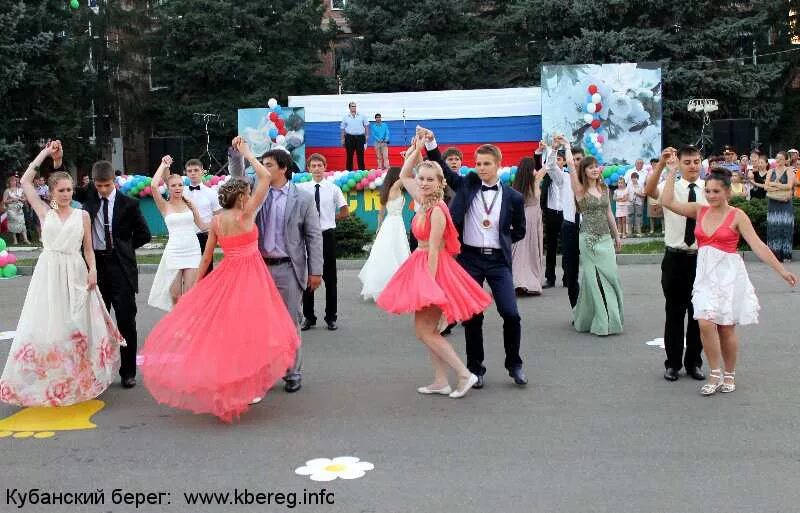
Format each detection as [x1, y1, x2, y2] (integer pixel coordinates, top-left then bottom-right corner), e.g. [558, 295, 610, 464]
[765, 151, 795, 261]
[661, 166, 797, 395]
[747, 153, 769, 199]
[511, 156, 546, 295]
[359, 165, 411, 300]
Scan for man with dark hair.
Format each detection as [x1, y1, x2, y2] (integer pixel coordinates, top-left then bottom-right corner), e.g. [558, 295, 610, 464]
[73, 157, 152, 388]
[442, 147, 463, 171]
[371, 113, 390, 170]
[540, 149, 565, 289]
[230, 142, 323, 394]
[645, 145, 707, 382]
[340, 102, 369, 171]
[184, 159, 221, 270]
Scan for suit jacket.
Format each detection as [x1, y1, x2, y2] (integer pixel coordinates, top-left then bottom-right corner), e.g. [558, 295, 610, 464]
[228, 150, 324, 288]
[74, 184, 152, 293]
[427, 146, 525, 267]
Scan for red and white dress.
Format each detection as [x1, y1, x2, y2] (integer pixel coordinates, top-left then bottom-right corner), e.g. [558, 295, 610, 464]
[692, 206, 760, 326]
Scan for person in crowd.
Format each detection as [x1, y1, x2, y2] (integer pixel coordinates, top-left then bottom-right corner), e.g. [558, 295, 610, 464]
[628, 172, 645, 236]
[0, 141, 125, 407]
[147, 156, 206, 311]
[747, 151, 769, 200]
[730, 172, 747, 199]
[645, 146, 707, 382]
[376, 136, 488, 398]
[551, 136, 623, 336]
[614, 176, 630, 238]
[139, 138, 300, 422]
[438, 145, 464, 335]
[229, 138, 323, 394]
[372, 113, 391, 170]
[765, 151, 795, 262]
[787, 148, 800, 170]
[511, 156, 546, 296]
[3, 175, 30, 245]
[183, 159, 221, 271]
[660, 166, 797, 395]
[645, 158, 663, 234]
[359, 165, 411, 301]
[81, 175, 91, 188]
[739, 154, 750, 175]
[541, 150, 564, 289]
[720, 146, 741, 175]
[34, 176, 49, 202]
[341, 101, 369, 171]
[423, 127, 528, 388]
[298, 153, 348, 331]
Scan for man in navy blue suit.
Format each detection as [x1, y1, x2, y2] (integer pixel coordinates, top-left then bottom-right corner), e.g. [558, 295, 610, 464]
[420, 128, 528, 388]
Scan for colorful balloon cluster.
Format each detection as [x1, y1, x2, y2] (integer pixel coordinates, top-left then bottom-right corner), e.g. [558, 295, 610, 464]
[292, 169, 388, 193]
[582, 83, 607, 163]
[601, 164, 633, 187]
[115, 174, 230, 198]
[0, 239, 18, 278]
[266, 98, 289, 147]
[456, 165, 518, 185]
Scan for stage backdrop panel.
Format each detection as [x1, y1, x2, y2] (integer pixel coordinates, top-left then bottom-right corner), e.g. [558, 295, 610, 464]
[541, 63, 662, 165]
[238, 107, 306, 170]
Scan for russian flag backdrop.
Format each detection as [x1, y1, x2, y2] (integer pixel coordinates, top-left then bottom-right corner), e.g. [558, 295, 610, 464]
[289, 88, 542, 170]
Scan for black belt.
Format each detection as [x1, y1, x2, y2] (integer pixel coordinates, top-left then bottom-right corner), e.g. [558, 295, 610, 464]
[665, 246, 697, 256]
[462, 244, 503, 256]
[94, 249, 114, 256]
[264, 256, 291, 265]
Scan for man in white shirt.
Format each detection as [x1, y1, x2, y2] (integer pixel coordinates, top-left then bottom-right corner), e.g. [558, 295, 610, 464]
[298, 154, 349, 331]
[340, 102, 370, 171]
[645, 145, 708, 382]
[183, 159, 221, 270]
[541, 151, 564, 288]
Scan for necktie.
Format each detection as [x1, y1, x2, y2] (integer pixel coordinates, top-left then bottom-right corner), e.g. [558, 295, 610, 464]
[314, 184, 321, 215]
[189, 185, 201, 191]
[102, 197, 113, 250]
[481, 184, 499, 191]
[684, 183, 697, 247]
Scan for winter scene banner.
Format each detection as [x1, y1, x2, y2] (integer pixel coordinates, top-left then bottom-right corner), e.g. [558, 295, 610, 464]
[237, 107, 306, 171]
[541, 63, 662, 165]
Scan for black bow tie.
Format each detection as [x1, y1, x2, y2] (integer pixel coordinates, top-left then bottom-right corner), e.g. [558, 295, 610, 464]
[481, 184, 498, 191]
[188, 185, 201, 191]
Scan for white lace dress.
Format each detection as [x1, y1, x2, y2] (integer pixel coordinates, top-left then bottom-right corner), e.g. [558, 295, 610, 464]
[148, 211, 202, 311]
[0, 209, 125, 407]
[359, 195, 411, 301]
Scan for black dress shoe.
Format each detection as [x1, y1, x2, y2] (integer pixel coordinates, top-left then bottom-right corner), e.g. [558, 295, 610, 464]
[686, 367, 706, 380]
[542, 281, 555, 289]
[284, 379, 302, 393]
[301, 320, 315, 331]
[472, 374, 484, 389]
[664, 368, 680, 381]
[440, 322, 456, 336]
[326, 321, 338, 331]
[121, 376, 136, 389]
[509, 368, 528, 386]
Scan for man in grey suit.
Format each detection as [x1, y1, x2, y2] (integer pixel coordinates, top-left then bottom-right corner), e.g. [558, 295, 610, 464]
[230, 142, 323, 393]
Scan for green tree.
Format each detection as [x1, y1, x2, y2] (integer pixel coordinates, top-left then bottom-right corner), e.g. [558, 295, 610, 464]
[145, 0, 334, 169]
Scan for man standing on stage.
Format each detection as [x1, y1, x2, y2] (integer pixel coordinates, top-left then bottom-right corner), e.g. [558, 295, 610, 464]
[341, 102, 369, 171]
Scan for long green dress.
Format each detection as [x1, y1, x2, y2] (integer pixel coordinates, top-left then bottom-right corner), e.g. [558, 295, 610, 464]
[573, 192, 624, 335]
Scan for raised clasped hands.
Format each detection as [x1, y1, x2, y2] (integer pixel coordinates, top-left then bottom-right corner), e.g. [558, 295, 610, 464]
[161, 155, 174, 169]
[233, 136, 254, 159]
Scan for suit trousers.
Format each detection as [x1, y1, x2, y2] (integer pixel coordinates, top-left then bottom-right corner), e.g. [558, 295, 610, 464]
[196, 231, 213, 272]
[344, 134, 366, 171]
[96, 252, 138, 379]
[560, 220, 580, 308]
[661, 250, 703, 371]
[544, 208, 563, 284]
[267, 259, 304, 381]
[457, 250, 523, 376]
[302, 229, 337, 323]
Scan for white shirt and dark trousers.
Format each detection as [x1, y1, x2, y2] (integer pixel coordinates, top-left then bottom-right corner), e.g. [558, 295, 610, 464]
[185, 183, 221, 270]
[540, 171, 563, 288]
[299, 179, 348, 329]
[341, 113, 369, 171]
[545, 150, 581, 308]
[427, 143, 528, 386]
[656, 177, 708, 378]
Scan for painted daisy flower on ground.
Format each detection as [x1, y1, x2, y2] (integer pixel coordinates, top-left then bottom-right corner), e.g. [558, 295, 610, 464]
[295, 457, 374, 482]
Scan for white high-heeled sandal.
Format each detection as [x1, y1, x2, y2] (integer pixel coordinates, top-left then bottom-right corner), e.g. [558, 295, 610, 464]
[449, 374, 478, 399]
[720, 371, 736, 393]
[700, 369, 723, 396]
[417, 384, 452, 395]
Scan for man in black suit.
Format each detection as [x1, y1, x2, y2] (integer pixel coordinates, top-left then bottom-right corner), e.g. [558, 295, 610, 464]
[73, 160, 151, 388]
[421, 128, 528, 388]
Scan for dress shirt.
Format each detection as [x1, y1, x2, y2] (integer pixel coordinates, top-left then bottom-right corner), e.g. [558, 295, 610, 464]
[260, 182, 291, 258]
[93, 188, 116, 250]
[184, 183, 221, 233]
[628, 183, 644, 205]
[657, 177, 707, 250]
[340, 113, 368, 135]
[544, 149, 578, 223]
[463, 181, 502, 249]
[298, 179, 347, 231]
[371, 122, 390, 142]
[36, 185, 49, 201]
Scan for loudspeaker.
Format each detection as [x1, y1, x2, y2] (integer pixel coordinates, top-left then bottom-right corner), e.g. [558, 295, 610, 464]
[712, 119, 754, 156]
[148, 137, 186, 176]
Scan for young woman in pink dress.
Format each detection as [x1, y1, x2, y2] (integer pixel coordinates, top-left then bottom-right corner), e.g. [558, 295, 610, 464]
[660, 165, 797, 396]
[377, 137, 490, 398]
[139, 139, 300, 422]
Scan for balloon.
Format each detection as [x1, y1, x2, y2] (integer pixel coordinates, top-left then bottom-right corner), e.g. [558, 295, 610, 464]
[6, 253, 16, 265]
[597, 135, 605, 143]
[70, 0, 79, 8]
[0, 238, 6, 252]
[0, 256, 7, 268]
[268, 128, 278, 139]
[268, 98, 278, 109]
[591, 93, 602, 103]
[595, 102, 603, 112]
[586, 103, 596, 114]
[278, 127, 287, 136]
[588, 84, 598, 94]
[276, 135, 286, 145]
[591, 120, 601, 129]
[269, 112, 279, 122]
[144, 186, 152, 195]
[369, 182, 377, 190]
[583, 114, 593, 124]
[347, 179, 356, 187]
[139, 190, 147, 198]
[2, 264, 17, 278]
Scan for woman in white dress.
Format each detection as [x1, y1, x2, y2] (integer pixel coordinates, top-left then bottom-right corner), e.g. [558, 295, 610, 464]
[0, 141, 125, 407]
[359, 166, 411, 300]
[3, 175, 31, 245]
[147, 156, 208, 312]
